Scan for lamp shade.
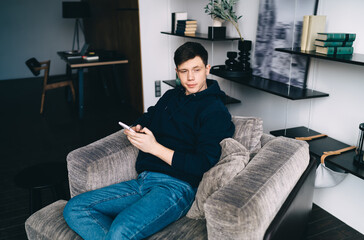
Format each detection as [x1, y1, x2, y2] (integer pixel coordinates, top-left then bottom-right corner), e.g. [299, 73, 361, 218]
[62, 2, 90, 18]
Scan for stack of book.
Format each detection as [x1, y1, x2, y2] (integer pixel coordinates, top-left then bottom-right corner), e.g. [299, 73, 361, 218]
[176, 19, 197, 36]
[171, 12, 187, 34]
[315, 33, 356, 55]
[300, 15, 326, 51]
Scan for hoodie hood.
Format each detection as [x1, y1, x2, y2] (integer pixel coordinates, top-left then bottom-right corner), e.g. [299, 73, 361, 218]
[171, 79, 226, 118]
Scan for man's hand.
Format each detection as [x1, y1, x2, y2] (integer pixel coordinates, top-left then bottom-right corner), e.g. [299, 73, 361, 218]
[124, 125, 174, 166]
[125, 126, 157, 154]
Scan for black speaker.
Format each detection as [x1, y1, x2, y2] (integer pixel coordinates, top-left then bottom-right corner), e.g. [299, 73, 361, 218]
[62, 2, 90, 19]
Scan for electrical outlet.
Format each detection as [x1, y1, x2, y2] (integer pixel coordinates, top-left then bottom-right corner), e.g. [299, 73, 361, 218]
[155, 80, 161, 97]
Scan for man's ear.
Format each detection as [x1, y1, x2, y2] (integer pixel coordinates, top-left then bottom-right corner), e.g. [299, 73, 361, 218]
[205, 64, 211, 75]
[175, 68, 181, 86]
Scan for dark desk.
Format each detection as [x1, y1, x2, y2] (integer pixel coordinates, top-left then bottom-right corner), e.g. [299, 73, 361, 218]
[58, 51, 128, 118]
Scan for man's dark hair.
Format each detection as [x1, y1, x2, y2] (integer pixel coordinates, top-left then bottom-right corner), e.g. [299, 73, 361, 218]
[174, 42, 208, 67]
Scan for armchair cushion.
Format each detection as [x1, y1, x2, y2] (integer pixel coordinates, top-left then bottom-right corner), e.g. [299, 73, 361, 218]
[147, 217, 207, 240]
[187, 138, 250, 219]
[232, 116, 263, 155]
[25, 200, 82, 240]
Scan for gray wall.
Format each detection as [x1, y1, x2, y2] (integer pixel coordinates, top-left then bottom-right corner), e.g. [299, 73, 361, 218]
[0, 0, 83, 80]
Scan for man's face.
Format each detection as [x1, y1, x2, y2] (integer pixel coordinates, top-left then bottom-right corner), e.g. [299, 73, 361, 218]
[176, 56, 211, 95]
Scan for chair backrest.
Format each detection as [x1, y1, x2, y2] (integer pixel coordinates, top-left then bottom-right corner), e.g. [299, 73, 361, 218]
[25, 58, 41, 76]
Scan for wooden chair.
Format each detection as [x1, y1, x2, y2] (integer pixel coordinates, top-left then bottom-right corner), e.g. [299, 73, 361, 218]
[26, 58, 76, 114]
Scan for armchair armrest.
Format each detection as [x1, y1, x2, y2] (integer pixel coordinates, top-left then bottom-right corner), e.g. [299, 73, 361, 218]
[204, 137, 309, 240]
[67, 130, 139, 198]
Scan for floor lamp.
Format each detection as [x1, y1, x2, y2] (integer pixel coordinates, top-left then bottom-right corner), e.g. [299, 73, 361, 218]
[62, 1, 90, 51]
[72, 18, 85, 51]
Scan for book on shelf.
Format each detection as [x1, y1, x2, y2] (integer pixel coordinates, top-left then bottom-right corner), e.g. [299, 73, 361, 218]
[177, 19, 197, 24]
[82, 55, 99, 61]
[315, 46, 353, 55]
[176, 29, 197, 35]
[176, 19, 197, 35]
[317, 33, 356, 41]
[300, 15, 310, 50]
[184, 32, 196, 36]
[177, 23, 197, 28]
[176, 23, 197, 29]
[177, 27, 197, 32]
[171, 12, 187, 33]
[300, 15, 326, 51]
[314, 39, 354, 47]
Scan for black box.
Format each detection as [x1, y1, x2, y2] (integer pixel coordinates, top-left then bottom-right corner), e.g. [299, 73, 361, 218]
[208, 27, 226, 39]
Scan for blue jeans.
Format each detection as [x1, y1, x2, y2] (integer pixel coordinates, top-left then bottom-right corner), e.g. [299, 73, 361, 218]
[63, 171, 196, 240]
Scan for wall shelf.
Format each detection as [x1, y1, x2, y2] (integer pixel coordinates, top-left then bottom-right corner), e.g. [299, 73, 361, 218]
[210, 67, 329, 100]
[276, 48, 364, 66]
[162, 80, 241, 105]
[161, 31, 241, 41]
[270, 126, 364, 180]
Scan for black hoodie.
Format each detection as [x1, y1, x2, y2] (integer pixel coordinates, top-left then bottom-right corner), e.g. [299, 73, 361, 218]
[134, 79, 235, 187]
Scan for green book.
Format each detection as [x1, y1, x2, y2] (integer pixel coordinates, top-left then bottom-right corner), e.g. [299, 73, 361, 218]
[315, 39, 353, 47]
[317, 33, 356, 41]
[315, 46, 353, 55]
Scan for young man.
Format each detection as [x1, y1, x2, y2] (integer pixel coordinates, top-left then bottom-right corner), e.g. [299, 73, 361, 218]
[63, 42, 235, 240]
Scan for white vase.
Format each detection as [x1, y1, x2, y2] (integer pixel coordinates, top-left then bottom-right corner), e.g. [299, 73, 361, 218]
[212, 18, 224, 27]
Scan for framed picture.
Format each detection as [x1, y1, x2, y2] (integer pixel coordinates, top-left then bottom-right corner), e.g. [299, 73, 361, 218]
[253, 0, 318, 88]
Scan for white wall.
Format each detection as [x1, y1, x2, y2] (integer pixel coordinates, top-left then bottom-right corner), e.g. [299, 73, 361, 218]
[0, 0, 81, 80]
[308, 0, 364, 234]
[139, 0, 364, 234]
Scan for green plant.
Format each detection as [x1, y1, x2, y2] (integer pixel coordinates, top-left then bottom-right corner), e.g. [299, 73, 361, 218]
[204, 0, 243, 41]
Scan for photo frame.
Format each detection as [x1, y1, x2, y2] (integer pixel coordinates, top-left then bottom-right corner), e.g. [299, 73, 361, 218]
[253, 0, 319, 88]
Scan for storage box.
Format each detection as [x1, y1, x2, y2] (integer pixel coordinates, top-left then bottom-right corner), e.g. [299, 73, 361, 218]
[208, 27, 226, 39]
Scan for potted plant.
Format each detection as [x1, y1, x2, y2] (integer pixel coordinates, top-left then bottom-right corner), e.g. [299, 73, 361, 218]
[205, 0, 252, 74]
[204, 0, 243, 41]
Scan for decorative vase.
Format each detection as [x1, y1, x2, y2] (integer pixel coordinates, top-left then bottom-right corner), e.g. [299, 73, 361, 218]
[238, 40, 252, 74]
[225, 52, 240, 71]
[212, 18, 224, 27]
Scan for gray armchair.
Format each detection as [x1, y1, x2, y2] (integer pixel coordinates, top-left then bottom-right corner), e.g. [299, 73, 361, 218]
[25, 117, 316, 240]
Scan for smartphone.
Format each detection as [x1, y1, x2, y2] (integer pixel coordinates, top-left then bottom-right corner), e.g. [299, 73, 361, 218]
[118, 121, 136, 133]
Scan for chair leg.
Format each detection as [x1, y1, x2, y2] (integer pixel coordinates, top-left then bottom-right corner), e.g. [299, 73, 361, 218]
[69, 82, 76, 102]
[40, 90, 46, 114]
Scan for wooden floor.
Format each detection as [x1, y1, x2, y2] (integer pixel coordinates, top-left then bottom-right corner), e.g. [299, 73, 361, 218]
[0, 76, 363, 240]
